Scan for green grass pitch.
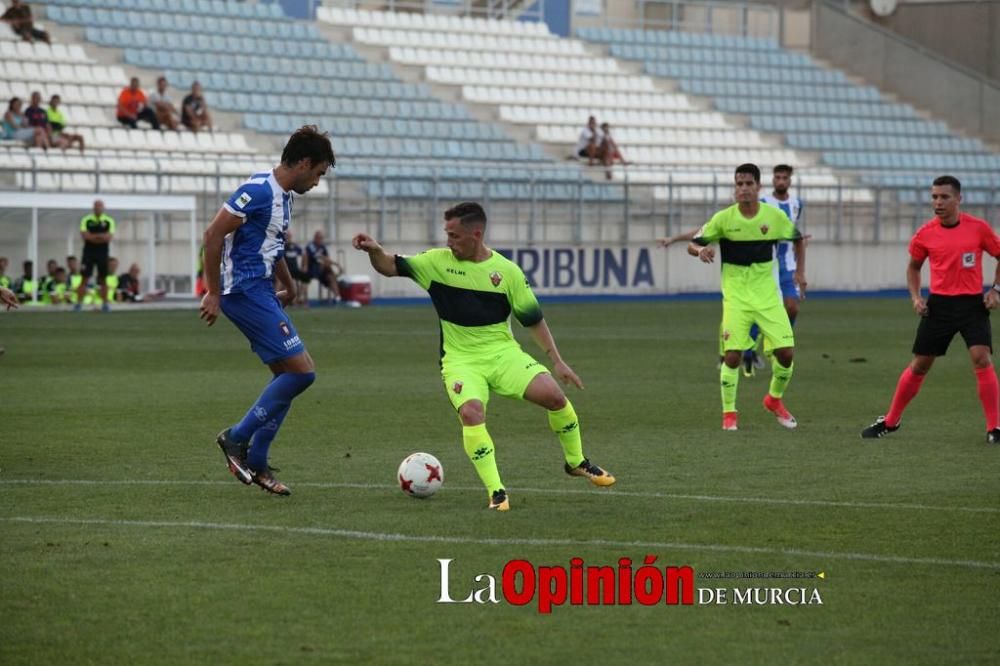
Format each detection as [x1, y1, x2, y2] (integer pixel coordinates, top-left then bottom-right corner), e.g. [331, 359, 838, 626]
[1, 300, 998, 664]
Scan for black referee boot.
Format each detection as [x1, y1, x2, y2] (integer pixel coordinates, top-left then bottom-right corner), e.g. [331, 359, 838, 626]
[860, 416, 900, 439]
[987, 429, 1000, 444]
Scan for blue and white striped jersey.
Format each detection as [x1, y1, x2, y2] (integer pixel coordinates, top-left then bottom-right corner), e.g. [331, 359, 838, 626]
[220, 170, 291, 295]
[761, 193, 804, 277]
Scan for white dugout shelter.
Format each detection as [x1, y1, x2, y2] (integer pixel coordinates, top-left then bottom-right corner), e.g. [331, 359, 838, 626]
[1, 192, 198, 302]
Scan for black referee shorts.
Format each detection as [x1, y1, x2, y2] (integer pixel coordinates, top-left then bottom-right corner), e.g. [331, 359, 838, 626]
[81, 248, 109, 280]
[912, 293, 992, 357]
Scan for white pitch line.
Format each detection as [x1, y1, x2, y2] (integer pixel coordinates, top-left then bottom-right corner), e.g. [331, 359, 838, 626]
[2, 515, 998, 571]
[2, 478, 998, 515]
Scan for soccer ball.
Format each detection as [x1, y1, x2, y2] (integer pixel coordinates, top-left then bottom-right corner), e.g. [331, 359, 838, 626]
[397, 452, 444, 499]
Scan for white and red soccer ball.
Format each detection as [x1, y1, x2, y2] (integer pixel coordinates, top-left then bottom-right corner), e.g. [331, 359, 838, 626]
[397, 452, 443, 498]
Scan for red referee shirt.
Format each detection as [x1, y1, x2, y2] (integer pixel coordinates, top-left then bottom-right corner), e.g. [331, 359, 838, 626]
[909, 213, 1000, 296]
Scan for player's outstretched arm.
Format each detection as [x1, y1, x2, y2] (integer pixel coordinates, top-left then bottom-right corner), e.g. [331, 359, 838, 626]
[199, 207, 243, 326]
[657, 228, 699, 248]
[0, 286, 18, 311]
[527, 319, 584, 390]
[352, 233, 398, 277]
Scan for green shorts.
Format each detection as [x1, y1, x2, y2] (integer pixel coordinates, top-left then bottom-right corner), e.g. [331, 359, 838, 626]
[720, 300, 794, 353]
[441, 346, 548, 411]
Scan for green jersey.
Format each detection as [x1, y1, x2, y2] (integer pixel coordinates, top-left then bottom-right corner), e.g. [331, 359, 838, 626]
[396, 248, 543, 360]
[694, 203, 801, 309]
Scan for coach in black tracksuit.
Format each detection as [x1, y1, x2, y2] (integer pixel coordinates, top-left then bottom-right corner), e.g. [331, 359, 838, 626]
[75, 199, 116, 311]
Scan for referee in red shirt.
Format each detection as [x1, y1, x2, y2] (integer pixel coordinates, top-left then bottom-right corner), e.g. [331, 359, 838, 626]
[863, 175, 1000, 442]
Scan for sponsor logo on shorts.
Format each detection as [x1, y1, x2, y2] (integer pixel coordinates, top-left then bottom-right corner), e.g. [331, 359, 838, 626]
[963, 252, 976, 268]
[490, 271, 503, 287]
[453, 381, 463, 394]
[278, 321, 291, 337]
[283, 335, 301, 350]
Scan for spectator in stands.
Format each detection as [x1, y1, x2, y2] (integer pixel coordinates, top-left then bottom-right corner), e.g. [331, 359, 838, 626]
[46, 95, 85, 153]
[24, 91, 49, 135]
[0, 256, 10, 290]
[14, 260, 35, 303]
[181, 81, 212, 133]
[575, 115, 607, 167]
[117, 262, 142, 302]
[599, 122, 628, 178]
[283, 229, 311, 306]
[1, 0, 50, 44]
[147, 76, 179, 131]
[117, 77, 160, 130]
[303, 230, 342, 302]
[3, 97, 49, 149]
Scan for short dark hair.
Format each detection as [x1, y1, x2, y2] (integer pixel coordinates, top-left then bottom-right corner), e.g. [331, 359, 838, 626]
[735, 163, 761, 184]
[932, 175, 961, 193]
[8, 97, 20, 110]
[281, 125, 335, 169]
[444, 202, 487, 227]
[773, 164, 793, 175]
[66, 255, 77, 262]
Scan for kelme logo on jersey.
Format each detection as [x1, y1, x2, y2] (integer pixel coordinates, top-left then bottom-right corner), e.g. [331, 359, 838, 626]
[723, 329, 731, 340]
[490, 271, 503, 287]
[453, 381, 463, 394]
[278, 321, 291, 337]
[759, 224, 770, 235]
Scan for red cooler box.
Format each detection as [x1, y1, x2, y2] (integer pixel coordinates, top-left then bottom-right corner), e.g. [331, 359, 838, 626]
[338, 275, 372, 306]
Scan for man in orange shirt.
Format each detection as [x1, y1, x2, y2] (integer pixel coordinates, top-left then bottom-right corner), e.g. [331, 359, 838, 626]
[116, 77, 159, 129]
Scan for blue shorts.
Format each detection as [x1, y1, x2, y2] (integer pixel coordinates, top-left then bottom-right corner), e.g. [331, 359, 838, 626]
[221, 280, 305, 364]
[779, 272, 800, 300]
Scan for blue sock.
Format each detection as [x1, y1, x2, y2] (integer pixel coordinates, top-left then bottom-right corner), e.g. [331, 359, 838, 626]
[247, 404, 290, 471]
[744, 324, 761, 359]
[230, 372, 316, 444]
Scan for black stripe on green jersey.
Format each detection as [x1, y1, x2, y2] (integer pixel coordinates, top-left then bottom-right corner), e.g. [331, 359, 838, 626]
[698, 239, 779, 266]
[428, 282, 513, 327]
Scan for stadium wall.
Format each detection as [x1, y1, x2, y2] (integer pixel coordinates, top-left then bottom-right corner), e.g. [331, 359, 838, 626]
[813, 0, 1000, 144]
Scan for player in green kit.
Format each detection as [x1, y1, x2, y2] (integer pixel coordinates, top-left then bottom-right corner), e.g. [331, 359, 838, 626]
[353, 202, 615, 511]
[687, 164, 807, 431]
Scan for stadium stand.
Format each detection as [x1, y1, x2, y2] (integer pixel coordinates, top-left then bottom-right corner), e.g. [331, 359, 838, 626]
[34, 0, 619, 202]
[578, 26, 1000, 202]
[316, 5, 848, 201]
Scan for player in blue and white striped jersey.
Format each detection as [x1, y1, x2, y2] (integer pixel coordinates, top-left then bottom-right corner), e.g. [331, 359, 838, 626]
[744, 164, 805, 376]
[199, 125, 335, 495]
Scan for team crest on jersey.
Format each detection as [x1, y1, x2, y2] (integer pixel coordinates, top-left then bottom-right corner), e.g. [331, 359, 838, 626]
[452, 381, 464, 394]
[278, 321, 291, 337]
[490, 271, 503, 287]
[759, 224, 770, 235]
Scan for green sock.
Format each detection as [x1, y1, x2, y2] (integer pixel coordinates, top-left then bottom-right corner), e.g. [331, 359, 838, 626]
[769, 359, 794, 399]
[462, 424, 504, 494]
[548, 400, 584, 467]
[721, 363, 739, 412]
